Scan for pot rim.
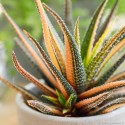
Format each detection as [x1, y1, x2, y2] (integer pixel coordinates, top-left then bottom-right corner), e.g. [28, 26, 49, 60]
[16, 83, 125, 122]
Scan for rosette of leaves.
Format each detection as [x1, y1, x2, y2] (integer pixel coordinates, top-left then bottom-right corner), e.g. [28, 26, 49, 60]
[1, 0, 125, 117]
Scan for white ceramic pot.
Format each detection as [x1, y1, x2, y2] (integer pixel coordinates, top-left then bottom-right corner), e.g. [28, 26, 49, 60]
[16, 84, 125, 125]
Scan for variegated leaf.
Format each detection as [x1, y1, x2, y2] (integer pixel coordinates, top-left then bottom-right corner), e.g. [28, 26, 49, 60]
[97, 37, 125, 76]
[48, 30, 66, 75]
[79, 81, 125, 99]
[28, 100, 62, 116]
[89, 24, 112, 64]
[81, 0, 108, 65]
[88, 97, 125, 115]
[39, 4, 66, 75]
[42, 1, 86, 93]
[79, 89, 125, 114]
[86, 27, 125, 83]
[35, 2, 65, 73]
[94, 0, 119, 44]
[24, 30, 77, 99]
[12, 52, 57, 97]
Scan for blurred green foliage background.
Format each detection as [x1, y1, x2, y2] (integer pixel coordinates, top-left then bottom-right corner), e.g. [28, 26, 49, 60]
[0, 0, 125, 75]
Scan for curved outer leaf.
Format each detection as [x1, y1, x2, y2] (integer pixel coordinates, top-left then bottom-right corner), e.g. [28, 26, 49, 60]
[100, 89, 125, 105]
[81, 94, 112, 114]
[0, 77, 39, 100]
[79, 81, 125, 99]
[0, 4, 56, 86]
[74, 17, 80, 52]
[102, 103, 125, 114]
[79, 89, 125, 115]
[96, 53, 125, 86]
[86, 27, 125, 83]
[24, 31, 77, 99]
[81, 0, 108, 66]
[28, 100, 62, 116]
[41, 1, 86, 93]
[76, 92, 109, 109]
[12, 52, 57, 97]
[87, 97, 125, 115]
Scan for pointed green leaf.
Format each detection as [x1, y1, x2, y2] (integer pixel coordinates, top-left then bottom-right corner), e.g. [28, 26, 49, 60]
[65, 93, 77, 109]
[42, 95, 59, 106]
[74, 17, 80, 52]
[94, 0, 119, 44]
[56, 90, 66, 106]
[86, 27, 125, 83]
[89, 25, 112, 64]
[81, 0, 108, 65]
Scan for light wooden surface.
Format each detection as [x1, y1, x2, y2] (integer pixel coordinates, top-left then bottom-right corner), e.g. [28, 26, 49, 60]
[0, 90, 18, 125]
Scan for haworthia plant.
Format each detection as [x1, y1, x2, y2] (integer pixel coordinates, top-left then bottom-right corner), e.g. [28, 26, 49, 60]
[0, 0, 125, 117]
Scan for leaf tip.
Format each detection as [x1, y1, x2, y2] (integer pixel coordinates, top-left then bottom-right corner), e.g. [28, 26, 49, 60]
[27, 100, 35, 107]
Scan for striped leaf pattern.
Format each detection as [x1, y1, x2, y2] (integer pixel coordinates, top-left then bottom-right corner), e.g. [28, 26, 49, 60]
[1, 0, 125, 117]
[42, 2, 86, 93]
[24, 30, 77, 99]
[86, 27, 125, 84]
[81, 0, 108, 65]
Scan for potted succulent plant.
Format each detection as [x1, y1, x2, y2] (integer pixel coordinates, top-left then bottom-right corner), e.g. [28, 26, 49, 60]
[1, 0, 125, 125]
